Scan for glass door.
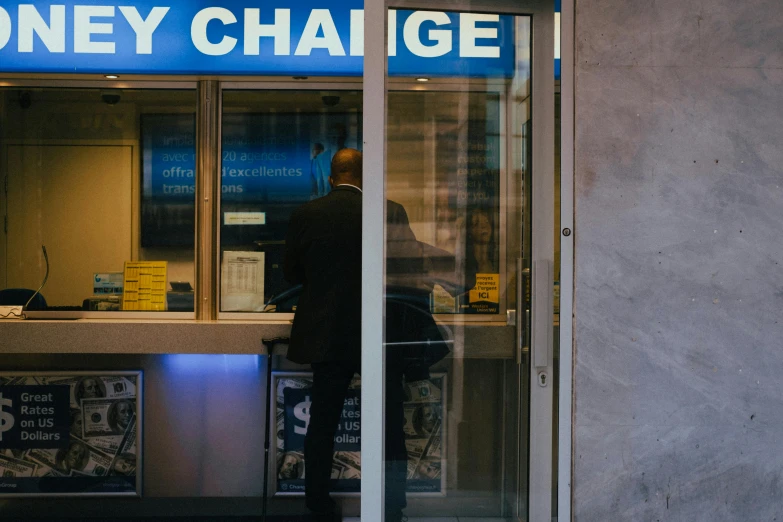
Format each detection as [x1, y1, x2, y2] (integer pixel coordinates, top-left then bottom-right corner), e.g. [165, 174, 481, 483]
[363, 1, 557, 520]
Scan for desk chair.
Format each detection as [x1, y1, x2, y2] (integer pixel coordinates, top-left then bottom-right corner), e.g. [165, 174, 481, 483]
[0, 288, 47, 310]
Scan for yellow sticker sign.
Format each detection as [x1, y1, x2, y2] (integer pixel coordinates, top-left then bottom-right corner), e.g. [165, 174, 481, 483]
[467, 273, 499, 313]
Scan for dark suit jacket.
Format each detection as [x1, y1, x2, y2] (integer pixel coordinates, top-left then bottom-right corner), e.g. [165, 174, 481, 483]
[284, 185, 363, 364]
[284, 186, 446, 368]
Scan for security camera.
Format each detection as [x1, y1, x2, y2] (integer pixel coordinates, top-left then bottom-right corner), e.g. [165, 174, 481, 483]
[101, 90, 121, 105]
[321, 95, 340, 107]
[18, 91, 31, 109]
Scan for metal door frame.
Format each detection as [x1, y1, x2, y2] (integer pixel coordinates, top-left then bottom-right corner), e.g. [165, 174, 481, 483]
[362, 0, 574, 520]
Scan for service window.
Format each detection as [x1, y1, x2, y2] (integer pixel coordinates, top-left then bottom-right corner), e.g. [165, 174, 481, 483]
[0, 88, 197, 316]
[218, 89, 362, 315]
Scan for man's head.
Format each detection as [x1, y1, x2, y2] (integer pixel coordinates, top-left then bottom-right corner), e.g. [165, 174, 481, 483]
[420, 404, 438, 432]
[114, 400, 135, 429]
[113, 454, 137, 475]
[279, 453, 301, 479]
[80, 378, 101, 399]
[63, 442, 86, 469]
[312, 142, 324, 159]
[70, 409, 83, 435]
[329, 148, 362, 189]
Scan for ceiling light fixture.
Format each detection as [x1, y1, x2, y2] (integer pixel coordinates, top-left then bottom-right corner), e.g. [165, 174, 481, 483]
[104, 74, 120, 79]
[416, 77, 429, 82]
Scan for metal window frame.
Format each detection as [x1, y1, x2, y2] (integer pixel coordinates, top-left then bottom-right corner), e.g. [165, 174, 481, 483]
[558, 1, 575, 520]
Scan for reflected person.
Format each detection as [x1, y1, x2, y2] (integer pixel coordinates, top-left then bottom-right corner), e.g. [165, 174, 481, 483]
[284, 148, 411, 522]
[310, 142, 325, 197]
[311, 123, 348, 198]
[466, 208, 497, 275]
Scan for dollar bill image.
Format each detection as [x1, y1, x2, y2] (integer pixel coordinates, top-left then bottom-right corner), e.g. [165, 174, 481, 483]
[82, 398, 136, 437]
[404, 379, 442, 403]
[35, 377, 80, 408]
[330, 462, 344, 479]
[333, 452, 361, 479]
[64, 437, 113, 476]
[0, 453, 37, 477]
[117, 417, 137, 456]
[405, 438, 429, 460]
[276, 379, 310, 405]
[26, 448, 63, 476]
[85, 435, 123, 455]
[413, 458, 441, 480]
[2, 449, 27, 460]
[0, 376, 26, 385]
[425, 434, 442, 458]
[109, 452, 137, 476]
[30, 437, 113, 476]
[102, 377, 136, 399]
[69, 408, 84, 436]
[277, 451, 304, 480]
[406, 458, 417, 478]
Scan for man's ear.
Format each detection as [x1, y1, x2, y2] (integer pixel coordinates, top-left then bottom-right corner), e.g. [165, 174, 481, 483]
[328, 176, 335, 188]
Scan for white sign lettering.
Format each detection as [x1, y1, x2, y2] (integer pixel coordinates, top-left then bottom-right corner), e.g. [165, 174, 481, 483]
[295, 9, 345, 56]
[191, 7, 237, 56]
[0, 8, 11, 51]
[460, 13, 500, 58]
[119, 6, 169, 55]
[388, 9, 397, 57]
[18, 4, 66, 53]
[0, 4, 505, 63]
[349, 9, 362, 56]
[244, 8, 290, 56]
[74, 5, 116, 54]
[403, 11, 451, 58]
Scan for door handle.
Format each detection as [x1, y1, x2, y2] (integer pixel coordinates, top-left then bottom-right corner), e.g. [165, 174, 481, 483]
[516, 260, 530, 365]
[532, 259, 552, 369]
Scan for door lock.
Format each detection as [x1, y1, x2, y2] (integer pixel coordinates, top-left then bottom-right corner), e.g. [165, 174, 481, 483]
[537, 371, 548, 387]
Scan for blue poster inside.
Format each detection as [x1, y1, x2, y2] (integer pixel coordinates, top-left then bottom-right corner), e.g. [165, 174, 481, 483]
[274, 373, 446, 495]
[141, 111, 362, 247]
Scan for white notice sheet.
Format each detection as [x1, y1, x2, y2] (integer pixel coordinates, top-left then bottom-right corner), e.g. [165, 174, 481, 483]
[221, 251, 265, 311]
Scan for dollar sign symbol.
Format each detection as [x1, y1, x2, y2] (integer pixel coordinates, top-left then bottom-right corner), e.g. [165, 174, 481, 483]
[0, 393, 15, 442]
[293, 395, 311, 435]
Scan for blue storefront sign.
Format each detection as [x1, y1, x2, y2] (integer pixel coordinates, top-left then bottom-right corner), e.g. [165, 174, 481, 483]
[0, 1, 515, 77]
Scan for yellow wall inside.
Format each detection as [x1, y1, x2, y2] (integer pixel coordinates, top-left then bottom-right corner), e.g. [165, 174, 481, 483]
[0, 89, 196, 306]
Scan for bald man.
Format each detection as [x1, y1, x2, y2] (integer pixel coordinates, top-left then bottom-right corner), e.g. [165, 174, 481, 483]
[284, 148, 412, 522]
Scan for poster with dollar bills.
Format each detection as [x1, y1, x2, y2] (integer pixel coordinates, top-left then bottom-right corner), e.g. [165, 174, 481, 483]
[0, 372, 142, 497]
[271, 372, 446, 496]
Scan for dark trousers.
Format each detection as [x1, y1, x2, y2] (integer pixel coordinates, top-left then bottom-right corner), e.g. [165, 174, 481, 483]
[304, 360, 408, 515]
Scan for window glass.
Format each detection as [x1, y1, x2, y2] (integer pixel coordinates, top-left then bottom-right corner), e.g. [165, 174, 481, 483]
[387, 91, 504, 315]
[0, 88, 197, 314]
[219, 90, 362, 314]
[381, 11, 540, 521]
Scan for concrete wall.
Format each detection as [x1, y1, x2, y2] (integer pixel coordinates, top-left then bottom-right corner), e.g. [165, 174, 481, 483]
[573, 0, 783, 519]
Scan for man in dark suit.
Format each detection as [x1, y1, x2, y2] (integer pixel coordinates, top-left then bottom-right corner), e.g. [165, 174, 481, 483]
[284, 148, 415, 522]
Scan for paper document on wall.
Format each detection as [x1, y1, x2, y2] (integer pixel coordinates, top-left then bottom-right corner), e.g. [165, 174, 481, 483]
[221, 251, 265, 311]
